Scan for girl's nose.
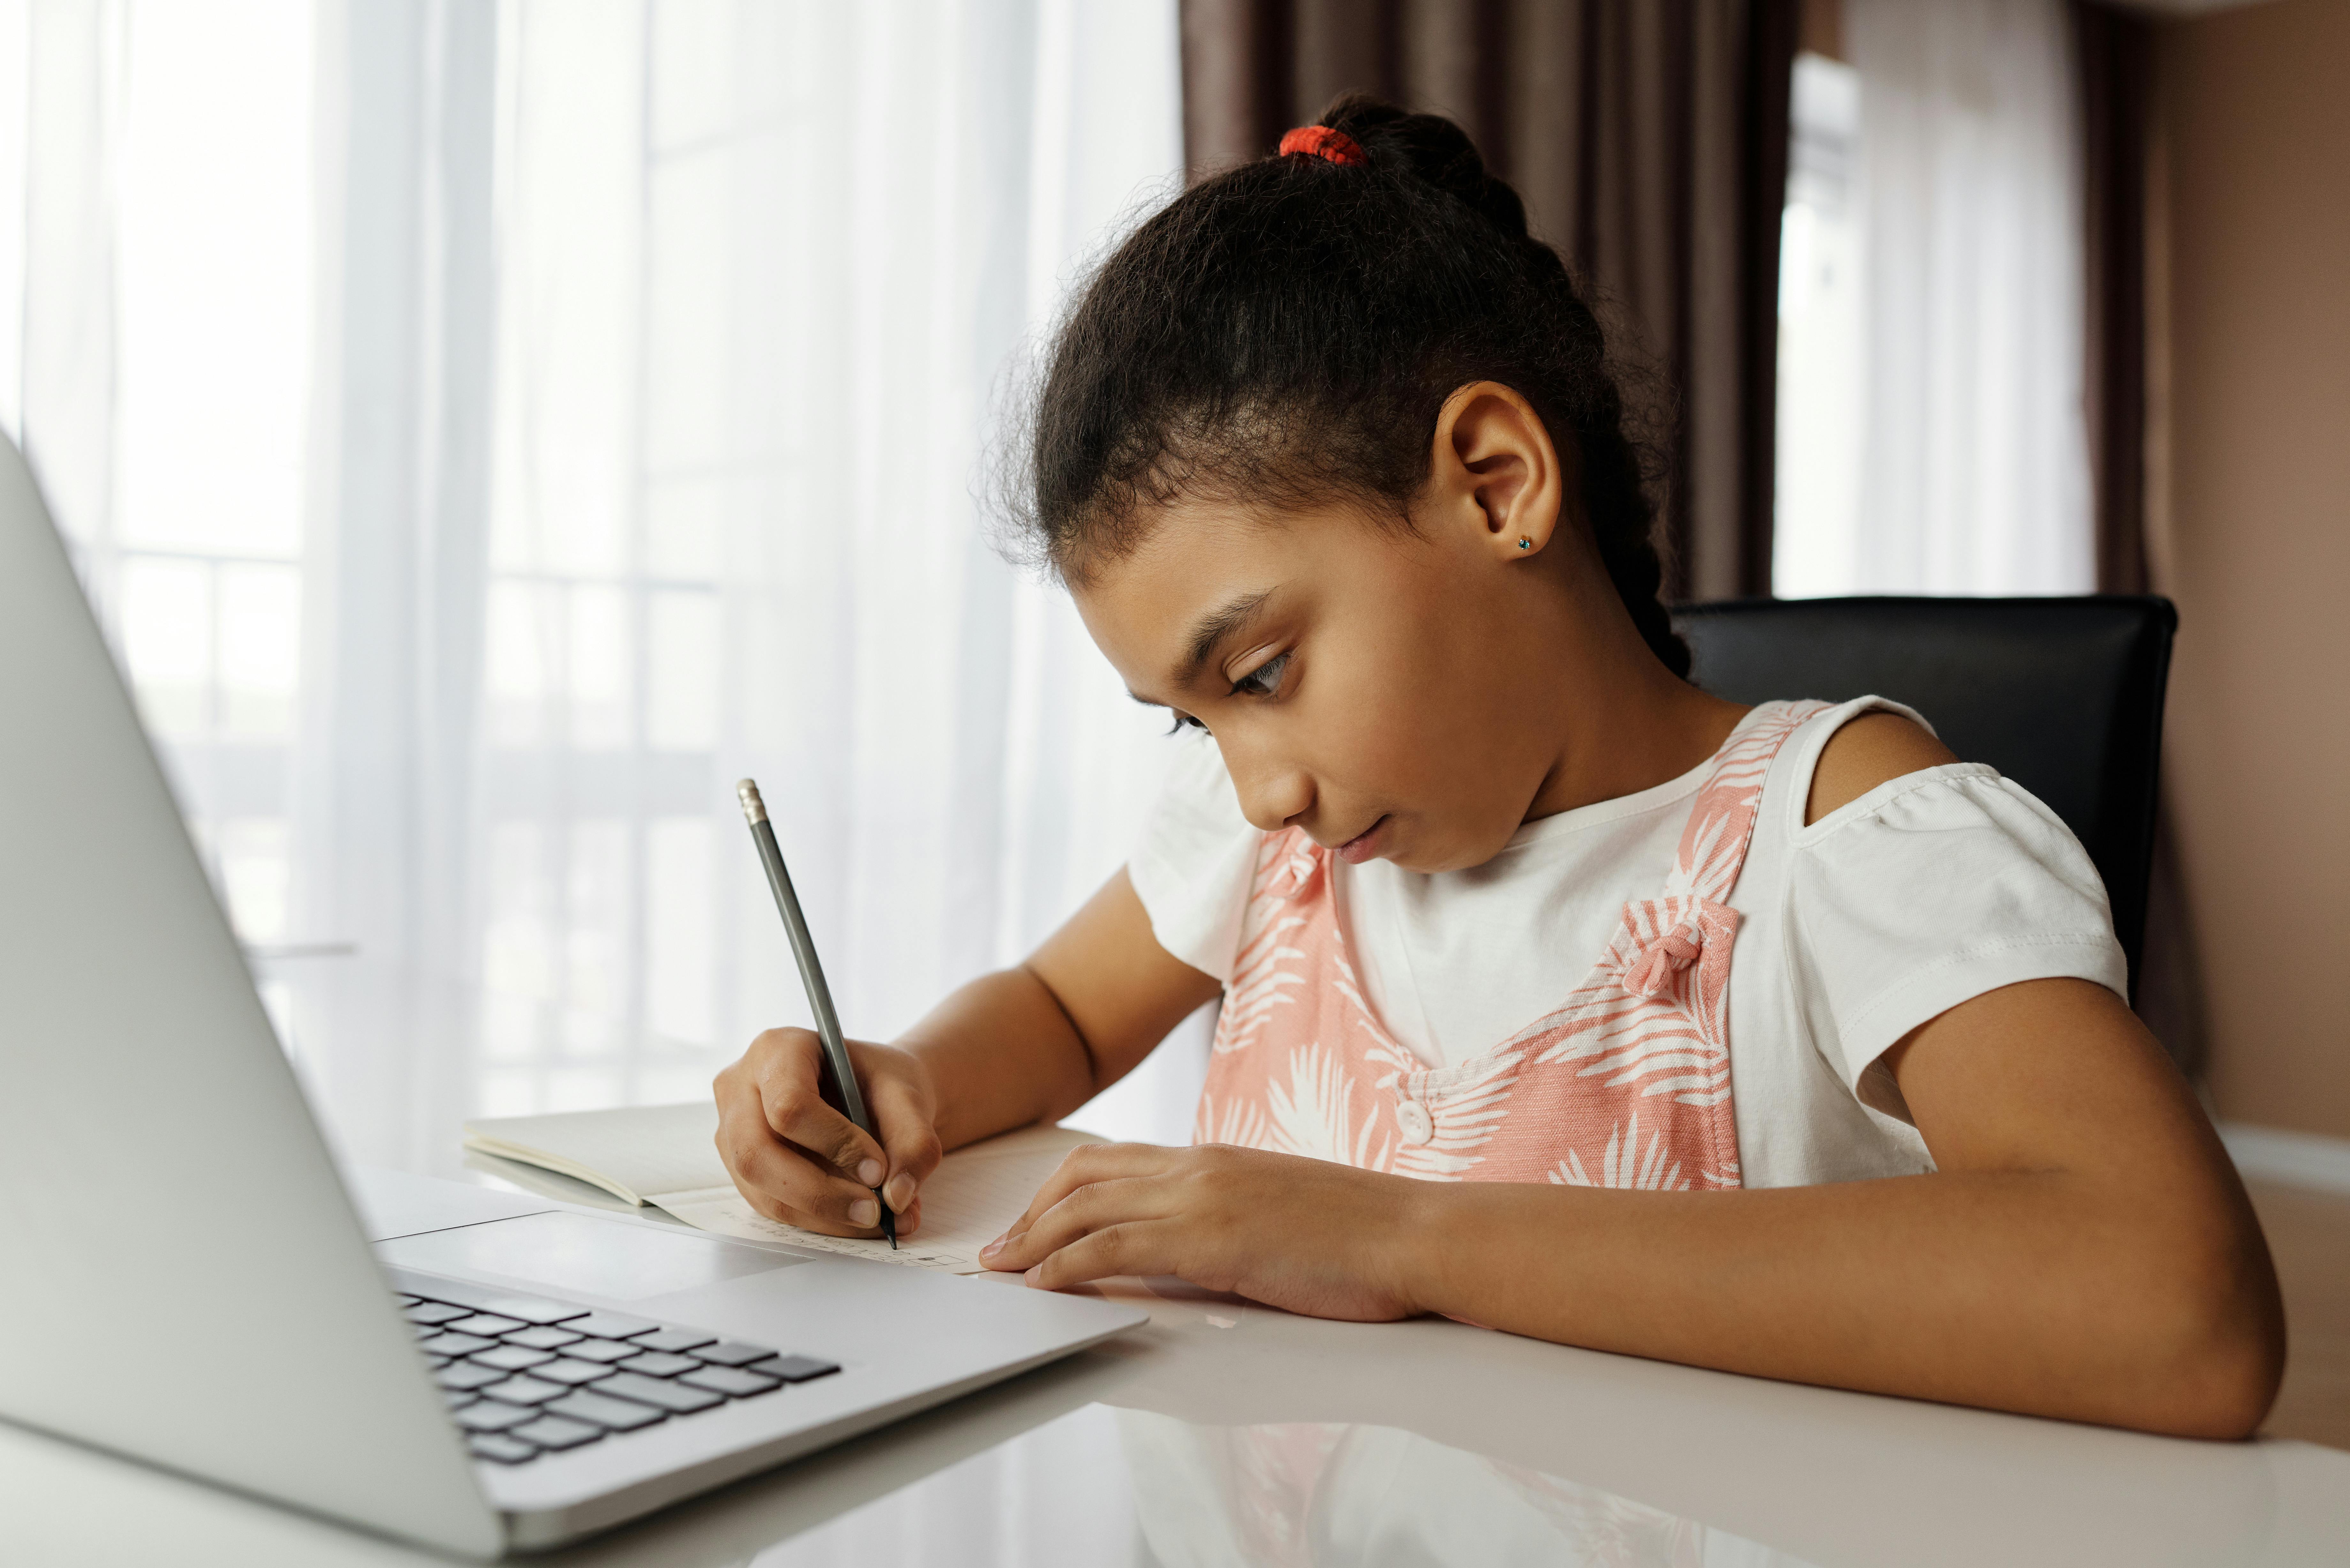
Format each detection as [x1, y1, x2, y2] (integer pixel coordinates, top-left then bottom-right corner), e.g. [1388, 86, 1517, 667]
[1222, 743, 1314, 832]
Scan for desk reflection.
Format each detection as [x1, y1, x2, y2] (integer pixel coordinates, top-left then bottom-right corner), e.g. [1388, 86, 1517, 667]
[1112, 1411, 1808, 1568]
[738, 1404, 1808, 1568]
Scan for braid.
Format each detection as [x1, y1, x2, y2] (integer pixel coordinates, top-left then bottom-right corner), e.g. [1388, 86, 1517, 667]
[1318, 95, 1691, 679]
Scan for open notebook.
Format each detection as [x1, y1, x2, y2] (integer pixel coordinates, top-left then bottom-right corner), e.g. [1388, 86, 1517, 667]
[462, 1105, 1096, 1274]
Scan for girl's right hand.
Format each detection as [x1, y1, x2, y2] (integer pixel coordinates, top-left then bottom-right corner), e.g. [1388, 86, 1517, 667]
[712, 1029, 945, 1239]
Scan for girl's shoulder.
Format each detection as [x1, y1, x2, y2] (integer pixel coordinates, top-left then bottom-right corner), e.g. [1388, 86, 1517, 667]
[1129, 735, 1259, 983]
[1801, 708, 1958, 825]
[1755, 696, 1971, 844]
[1747, 697, 2125, 1110]
[1143, 730, 1252, 845]
[1758, 696, 2073, 861]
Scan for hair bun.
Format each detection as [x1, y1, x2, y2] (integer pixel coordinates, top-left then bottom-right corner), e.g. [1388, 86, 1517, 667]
[1316, 93, 1531, 243]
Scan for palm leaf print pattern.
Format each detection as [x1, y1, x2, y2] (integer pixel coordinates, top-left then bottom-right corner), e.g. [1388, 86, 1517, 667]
[1547, 1110, 1694, 1191]
[1197, 833, 1418, 1167]
[1211, 910, 1311, 1057]
[1193, 702, 1829, 1204]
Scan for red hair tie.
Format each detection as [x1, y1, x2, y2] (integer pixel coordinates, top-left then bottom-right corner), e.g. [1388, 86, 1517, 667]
[1279, 124, 1367, 168]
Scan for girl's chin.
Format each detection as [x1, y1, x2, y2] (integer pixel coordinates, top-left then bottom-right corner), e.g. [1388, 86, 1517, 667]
[1376, 822, 1519, 877]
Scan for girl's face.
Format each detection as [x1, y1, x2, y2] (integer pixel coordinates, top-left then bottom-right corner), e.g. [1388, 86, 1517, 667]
[1072, 493, 1585, 877]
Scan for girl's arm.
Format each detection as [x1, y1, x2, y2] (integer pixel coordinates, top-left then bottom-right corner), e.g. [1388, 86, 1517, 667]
[1401, 976, 2279, 1435]
[897, 869, 1223, 1151]
[979, 723, 2287, 1439]
[712, 869, 1217, 1237]
[987, 975, 2281, 1436]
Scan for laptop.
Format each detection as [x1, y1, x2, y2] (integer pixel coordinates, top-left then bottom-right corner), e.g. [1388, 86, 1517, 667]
[0, 436, 1147, 1557]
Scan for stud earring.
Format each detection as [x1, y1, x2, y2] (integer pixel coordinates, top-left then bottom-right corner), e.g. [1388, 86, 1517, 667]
[1516, 537, 1533, 551]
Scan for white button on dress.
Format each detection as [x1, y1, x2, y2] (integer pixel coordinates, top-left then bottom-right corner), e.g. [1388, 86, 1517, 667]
[1396, 1100, 1434, 1146]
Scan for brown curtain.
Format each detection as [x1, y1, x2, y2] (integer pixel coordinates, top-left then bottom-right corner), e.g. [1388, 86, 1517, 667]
[1179, 0, 1800, 600]
[2078, 0, 2151, 597]
[2076, 0, 2204, 1076]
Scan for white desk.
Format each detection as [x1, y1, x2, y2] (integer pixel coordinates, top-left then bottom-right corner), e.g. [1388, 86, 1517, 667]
[11, 966, 2335, 1564]
[6, 1245, 2346, 1566]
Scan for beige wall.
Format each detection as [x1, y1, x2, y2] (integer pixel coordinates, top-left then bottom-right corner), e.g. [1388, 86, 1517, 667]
[2154, 0, 2350, 1137]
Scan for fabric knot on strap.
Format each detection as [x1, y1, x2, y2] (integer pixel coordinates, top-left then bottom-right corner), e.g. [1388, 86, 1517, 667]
[1624, 919, 1707, 998]
[1266, 837, 1326, 902]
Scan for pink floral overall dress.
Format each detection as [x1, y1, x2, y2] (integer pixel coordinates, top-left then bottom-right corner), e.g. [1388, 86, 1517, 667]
[1193, 702, 1827, 1190]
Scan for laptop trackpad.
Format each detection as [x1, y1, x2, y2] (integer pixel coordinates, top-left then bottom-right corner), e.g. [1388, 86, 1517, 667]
[377, 1210, 807, 1301]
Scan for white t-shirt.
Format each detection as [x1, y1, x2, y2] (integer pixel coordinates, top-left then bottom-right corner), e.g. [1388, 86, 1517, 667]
[1129, 697, 2129, 1187]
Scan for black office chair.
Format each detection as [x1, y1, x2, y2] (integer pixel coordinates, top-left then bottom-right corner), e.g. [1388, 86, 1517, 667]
[1669, 596, 2176, 999]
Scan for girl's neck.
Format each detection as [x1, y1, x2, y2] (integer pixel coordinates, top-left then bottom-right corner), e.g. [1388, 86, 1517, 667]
[1520, 580, 1747, 826]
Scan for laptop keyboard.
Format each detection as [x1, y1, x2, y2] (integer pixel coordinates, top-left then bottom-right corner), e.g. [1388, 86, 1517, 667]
[398, 1284, 838, 1466]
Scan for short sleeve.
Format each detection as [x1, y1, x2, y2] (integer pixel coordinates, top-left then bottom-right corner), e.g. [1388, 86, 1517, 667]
[1128, 734, 1260, 984]
[1785, 763, 2129, 1119]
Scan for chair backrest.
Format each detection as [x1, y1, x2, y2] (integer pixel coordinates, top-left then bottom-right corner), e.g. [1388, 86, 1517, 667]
[1670, 596, 2176, 996]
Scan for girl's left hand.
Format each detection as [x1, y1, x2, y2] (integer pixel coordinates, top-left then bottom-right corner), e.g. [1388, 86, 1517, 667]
[977, 1142, 1428, 1321]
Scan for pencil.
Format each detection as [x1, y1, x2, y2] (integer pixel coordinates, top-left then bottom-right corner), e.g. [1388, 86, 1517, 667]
[735, 779, 896, 1248]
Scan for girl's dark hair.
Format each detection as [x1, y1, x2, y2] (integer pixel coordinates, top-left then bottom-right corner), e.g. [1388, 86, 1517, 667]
[1015, 93, 1689, 677]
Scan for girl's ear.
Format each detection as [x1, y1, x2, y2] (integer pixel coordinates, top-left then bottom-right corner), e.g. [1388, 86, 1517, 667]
[1426, 381, 1571, 563]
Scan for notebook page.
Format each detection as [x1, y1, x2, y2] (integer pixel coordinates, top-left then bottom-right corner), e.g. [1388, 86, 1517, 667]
[462, 1103, 729, 1206]
[653, 1122, 1101, 1274]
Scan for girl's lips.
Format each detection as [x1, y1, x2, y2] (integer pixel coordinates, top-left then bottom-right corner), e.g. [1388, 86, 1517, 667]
[1336, 815, 1388, 865]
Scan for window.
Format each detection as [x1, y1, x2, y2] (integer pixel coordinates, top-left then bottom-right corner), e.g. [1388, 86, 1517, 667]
[1774, 51, 1865, 599]
[1772, 2, 2092, 599]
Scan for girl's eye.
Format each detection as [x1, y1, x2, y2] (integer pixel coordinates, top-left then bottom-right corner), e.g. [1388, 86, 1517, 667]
[1233, 651, 1290, 698]
[1167, 711, 1207, 734]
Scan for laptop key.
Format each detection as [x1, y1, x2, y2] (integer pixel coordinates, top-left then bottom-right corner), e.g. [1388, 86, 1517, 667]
[562, 1336, 644, 1364]
[632, 1327, 717, 1354]
[510, 1413, 604, 1452]
[405, 1301, 470, 1326]
[615, 1351, 700, 1378]
[446, 1313, 529, 1338]
[748, 1354, 841, 1384]
[678, 1366, 781, 1399]
[596, 1371, 724, 1413]
[443, 1387, 482, 1410]
[481, 1375, 568, 1406]
[470, 1344, 557, 1372]
[693, 1340, 778, 1368]
[533, 1357, 618, 1386]
[563, 1311, 659, 1340]
[475, 1295, 591, 1326]
[453, 1399, 535, 1432]
[418, 1331, 497, 1356]
[500, 1324, 583, 1351]
[436, 1361, 509, 1392]
[468, 1433, 540, 1465]
[544, 1389, 667, 1432]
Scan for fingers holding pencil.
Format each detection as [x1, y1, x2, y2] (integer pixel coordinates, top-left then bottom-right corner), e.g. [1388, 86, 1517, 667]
[714, 1026, 944, 1239]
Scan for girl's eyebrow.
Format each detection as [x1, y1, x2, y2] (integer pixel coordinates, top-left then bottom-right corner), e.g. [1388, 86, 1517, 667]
[1173, 589, 1275, 686]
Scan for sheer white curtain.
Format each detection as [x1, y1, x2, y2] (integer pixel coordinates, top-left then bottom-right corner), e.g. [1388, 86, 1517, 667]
[1774, 0, 2094, 597]
[0, 0, 1203, 1172]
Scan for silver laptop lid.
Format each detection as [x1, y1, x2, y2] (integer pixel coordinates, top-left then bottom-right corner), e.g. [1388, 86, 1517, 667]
[0, 437, 498, 1556]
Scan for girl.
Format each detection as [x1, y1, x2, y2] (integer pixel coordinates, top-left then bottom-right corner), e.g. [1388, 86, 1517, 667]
[712, 98, 2282, 1438]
